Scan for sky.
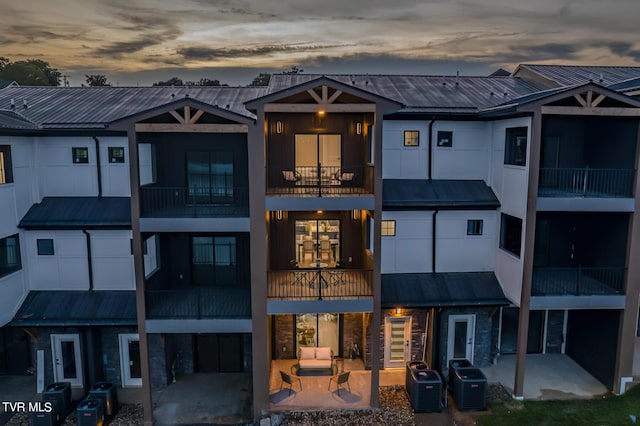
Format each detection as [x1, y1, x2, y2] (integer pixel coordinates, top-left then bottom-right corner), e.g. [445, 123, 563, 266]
[1, 0, 639, 86]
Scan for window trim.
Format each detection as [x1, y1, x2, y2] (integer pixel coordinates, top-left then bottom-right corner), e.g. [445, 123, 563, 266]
[72, 147, 89, 164]
[499, 213, 522, 258]
[108, 147, 125, 163]
[381, 220, 396, 237]
[504, 127, 528, 167]
[37, 239, 55, 256]
[436, 130, 453, 148]
[466, 219, 483, 236]
[403, 130, 420, 147]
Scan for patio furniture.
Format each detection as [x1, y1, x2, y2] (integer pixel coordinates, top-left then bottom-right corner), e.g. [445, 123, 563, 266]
[298, 346, 333, 371]
[334, 170, 355, 184]
[279, 370, 302, 396]
[282, 170, 301, 185]
[328, 371, 351, 395]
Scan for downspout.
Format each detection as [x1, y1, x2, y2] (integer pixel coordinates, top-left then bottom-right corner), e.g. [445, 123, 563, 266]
[428, 119, 435, 180]
[83, 229, 94, 290]
[92, 136, 102, 197]
[432, 210, 439, 272]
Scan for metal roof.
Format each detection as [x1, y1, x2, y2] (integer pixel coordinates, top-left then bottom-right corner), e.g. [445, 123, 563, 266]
[517, 64, 640, 87]
[0, 81, 17, 89]
[383, 179, 500, 209]
[19, 197, 131, 229]
[0, 86, 268, 129]
[268, 74, 541, 112]
[12, 291, 136, 326]
[608, 77, 640, 93]
[0, 109, 38, 129]
[381, 272, 508, 308]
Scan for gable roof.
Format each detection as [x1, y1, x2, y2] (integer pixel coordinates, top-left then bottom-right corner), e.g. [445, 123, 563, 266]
[12, 291, 136, 326]
[0, 109, 38, 130]
[19, 197, 131, 229]
[383, 179, 500, 209]
[515, 64, 640, 87]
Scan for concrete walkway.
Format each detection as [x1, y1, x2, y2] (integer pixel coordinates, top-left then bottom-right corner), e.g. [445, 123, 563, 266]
[481, 354, 608, 400]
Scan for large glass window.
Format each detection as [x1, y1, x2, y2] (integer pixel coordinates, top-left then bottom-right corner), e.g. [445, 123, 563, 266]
[500, 214, 523, 257]
[0, 146, 13, 184]
[504, 127, 528, 166]
[0, 234, 21, 278]
[192, 236, 237, 285]
[187, 151, 233, 204]
[296, 313, 339, 355]
[295, 220, 340, 267]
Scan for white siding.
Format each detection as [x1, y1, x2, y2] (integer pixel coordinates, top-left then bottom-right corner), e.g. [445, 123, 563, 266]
[90, 230, 135, 290]
[37, 137, 98, 196]
[0, 268, 26, 327]
[382, 121, 430, 179]
[495, 249, 523, 305]
[435, 210, 497, 272]
[381, 211, 433, 273]
[431, 121, 491, 180]
[100, 137, 131, 197]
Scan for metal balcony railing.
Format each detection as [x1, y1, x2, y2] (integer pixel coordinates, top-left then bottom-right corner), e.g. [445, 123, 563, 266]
[532, 266, 625, 296]
[146, 287, 251, 319]
[266, 165, 374, 196]
[538, 168, 635, 197]
[267, 268, 373, 299]
[140, 186, 249, 217]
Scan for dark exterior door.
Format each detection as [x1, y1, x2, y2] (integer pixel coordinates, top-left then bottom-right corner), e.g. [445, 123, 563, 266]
[0, 328, 31, 375]
[196, 334, 220, 373]
[196, 334, 242, 373]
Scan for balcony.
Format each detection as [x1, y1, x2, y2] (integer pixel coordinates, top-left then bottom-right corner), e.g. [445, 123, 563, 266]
[146, 287, 251, 319]
[267, 268, 373, 300]
[140, 186, 249, 217]
[266, 165, 374, 196]
[532, 267, 625, 296]
[538, 168, 635, 198]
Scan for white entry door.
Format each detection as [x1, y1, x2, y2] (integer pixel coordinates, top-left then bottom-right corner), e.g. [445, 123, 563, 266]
[447, 314, 476, 364]
[51, 334, 83, 387]
[119, 334, 142, 387]
[384, 316, 411, 368]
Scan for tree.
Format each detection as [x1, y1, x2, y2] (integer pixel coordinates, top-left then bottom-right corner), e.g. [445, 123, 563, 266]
[185, 78, 227, 86]
[152, 77, 184, 86]
[0, 58, 61, 86]
[284, 66, 304, 74]
[248, 73, 271, 86]
[85, 74, 111, 86]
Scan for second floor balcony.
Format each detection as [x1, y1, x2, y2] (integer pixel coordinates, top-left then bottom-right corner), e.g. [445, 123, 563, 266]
[141, 184, 249, 217]
[538, 167, 635, 198]
[267, 267, 373, 300]
[266, 165, 374, 197]
[532, 266, 625, 296]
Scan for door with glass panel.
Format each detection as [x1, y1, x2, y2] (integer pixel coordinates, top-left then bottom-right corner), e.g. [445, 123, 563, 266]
[119, 334, 142, 387]
[51, 334, 83, 387]
[192, 236, 236, 286]
[447, 314, 475, 364]
[294, 134, 341, 184]
[296, 313, 339, 355]
[384, 317, 411, 368]
[187, 151, 233, 204]
[294, 219, 340, 267]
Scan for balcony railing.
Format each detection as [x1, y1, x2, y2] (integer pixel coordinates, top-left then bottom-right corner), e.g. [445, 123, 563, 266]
[532, 266, 625, 296]
[140, 186, 249, 217]
[266, 165, 374, 196]
[146, 287, 251, 319]
[538, 168, 635, 197]
[267, 268, 373, 299]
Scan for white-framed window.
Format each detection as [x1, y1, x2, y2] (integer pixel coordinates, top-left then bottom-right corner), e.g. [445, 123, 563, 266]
[381, 220, 396, 236]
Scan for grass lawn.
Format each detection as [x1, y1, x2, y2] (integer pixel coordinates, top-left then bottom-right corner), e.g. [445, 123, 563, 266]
[476, 385, 640, 426]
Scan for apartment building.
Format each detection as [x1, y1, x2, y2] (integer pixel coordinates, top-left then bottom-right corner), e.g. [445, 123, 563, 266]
[0, 65, 639, 424]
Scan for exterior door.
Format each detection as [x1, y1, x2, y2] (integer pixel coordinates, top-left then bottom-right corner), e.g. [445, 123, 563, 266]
[384, 317, 411, 368]
[51, 334, 83, 387]
[119, 334, 142, 387]
[447, 314, 475, 364]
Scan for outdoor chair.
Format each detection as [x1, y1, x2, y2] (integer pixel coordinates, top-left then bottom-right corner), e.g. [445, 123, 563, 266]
[279, 370, 302, 396]
[328, 371, 351, 395]
[282, 170, 301, 185]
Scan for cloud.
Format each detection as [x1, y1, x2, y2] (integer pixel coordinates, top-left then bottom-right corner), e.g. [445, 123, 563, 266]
[176, 43, 350, 61]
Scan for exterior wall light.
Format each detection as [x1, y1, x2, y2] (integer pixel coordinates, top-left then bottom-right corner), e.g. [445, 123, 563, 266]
[356, 122, 362, 135]
[276, 121, 283, 134]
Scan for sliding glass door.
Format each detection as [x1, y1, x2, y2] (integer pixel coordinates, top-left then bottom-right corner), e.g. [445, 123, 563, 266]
[296, 313, 339, 355]
[294, 134, 341, 184]
[187, 151, 233, 204]
[192, 236, 237, 285]
[294, 219, 340, 267]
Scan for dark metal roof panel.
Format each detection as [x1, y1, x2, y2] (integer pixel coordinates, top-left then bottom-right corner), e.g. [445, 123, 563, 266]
[0, 86, 268, 128]
[268, 74, 541, 110]
[12, 291, 137, 326]
[381, 272, 508, 307]
[383, 179, 500, 209]
[0, 109, 38, 129]
[519, 64, 640, 87]
[19, 197, 131, 229]
[608, 77, 640, 92]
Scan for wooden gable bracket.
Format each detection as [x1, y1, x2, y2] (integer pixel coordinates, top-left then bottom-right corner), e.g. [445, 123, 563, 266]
[169, 106, 205, 125]
[573, 91, 607, 108]
[306, 85, 344, 105]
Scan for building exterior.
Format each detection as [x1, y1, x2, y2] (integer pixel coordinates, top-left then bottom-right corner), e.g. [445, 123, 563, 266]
[0, 65, 639, 424]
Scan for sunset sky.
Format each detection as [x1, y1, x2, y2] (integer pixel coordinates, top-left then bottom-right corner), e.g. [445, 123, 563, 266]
[1, 0, 639, 86]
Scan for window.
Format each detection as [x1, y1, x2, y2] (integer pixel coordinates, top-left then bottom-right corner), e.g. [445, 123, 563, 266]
[0, 234, 21, 278]
[504, 127, 528, 166]
[437, 131, 453, 147]
[37, 239, 54, 255]
[467, 220, 483, 236]
[109, 147, 125, 163]
[381, 220, 396, 236]
[0, 145, 13, 184]
[72, 147, 89, 164]
[192, 236, 237, 286]
[142, 234, 159, 278]
[187, 151, 234, 203]
[404, 130, 419, 146]
[500, 214, 522, 257]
